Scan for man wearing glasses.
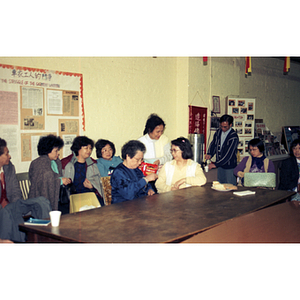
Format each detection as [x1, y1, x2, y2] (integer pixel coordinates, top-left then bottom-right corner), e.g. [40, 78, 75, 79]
[205, 114, 239, 185]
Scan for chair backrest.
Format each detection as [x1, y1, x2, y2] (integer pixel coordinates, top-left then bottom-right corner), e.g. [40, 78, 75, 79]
[100, 176, 112, 205]
[69, 192, 100, 213]
[16, 172, 31, 200]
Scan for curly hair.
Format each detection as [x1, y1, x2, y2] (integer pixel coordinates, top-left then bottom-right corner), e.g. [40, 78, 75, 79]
[121, 140, 146, 160]
[143, 113, 166, 135]
[70, 136, 94, 156]
[95, 139, 116, 158]
[0, 138, 7, 156]
[171, 137, 193, 159]
[37, 135, 64, 156]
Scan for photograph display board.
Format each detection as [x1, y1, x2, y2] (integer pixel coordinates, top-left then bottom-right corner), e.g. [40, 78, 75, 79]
[226, 97, 255, 159]
[0, 64, 84, 172]
[281, 126, 300, 152]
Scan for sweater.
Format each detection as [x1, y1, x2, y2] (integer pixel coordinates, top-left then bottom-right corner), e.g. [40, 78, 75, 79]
[0, 162, 23, 211]
[28, 155, 62, 210]
[234, 155, 275, 178]
[96, 156, 123, 176]
[138, 134, 173, 165]
[155, 159, 207, 193]
[278, 156, 299, 191]
[61, 153, 103, 199]
[207, 128, 239, 169]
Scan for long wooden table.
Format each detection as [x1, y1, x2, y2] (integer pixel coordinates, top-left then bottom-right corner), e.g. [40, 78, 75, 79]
[182, 201, 300, 243]
[19, 184, 295, 243]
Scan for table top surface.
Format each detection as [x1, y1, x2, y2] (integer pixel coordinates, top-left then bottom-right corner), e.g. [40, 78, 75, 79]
[183, 201, 300, 243]
[19, 184, 295, 243]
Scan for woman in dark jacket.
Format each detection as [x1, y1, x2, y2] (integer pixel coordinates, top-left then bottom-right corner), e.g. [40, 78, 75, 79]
[279, 138, 300, 201]
[28, 135, 71, 212]
[111, 140, 157, 204]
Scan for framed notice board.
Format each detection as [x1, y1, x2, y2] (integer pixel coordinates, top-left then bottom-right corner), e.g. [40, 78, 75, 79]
[0, 63, 85, 172]
[281, 126, 300, 152]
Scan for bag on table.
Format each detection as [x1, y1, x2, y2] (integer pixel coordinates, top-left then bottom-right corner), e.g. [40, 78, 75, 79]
[244, 172, 276, 188]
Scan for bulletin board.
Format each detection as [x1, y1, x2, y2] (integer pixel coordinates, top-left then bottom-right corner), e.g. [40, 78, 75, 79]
[0, 63, 85, 172]
[226, 97, 255, 159]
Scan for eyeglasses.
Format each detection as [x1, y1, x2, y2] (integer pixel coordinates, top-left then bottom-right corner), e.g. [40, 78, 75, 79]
[170, 149, 182, 153]
[133, 158, 143, 163]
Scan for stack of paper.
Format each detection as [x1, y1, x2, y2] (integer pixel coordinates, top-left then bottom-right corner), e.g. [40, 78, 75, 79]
[233, 190, 256, 196]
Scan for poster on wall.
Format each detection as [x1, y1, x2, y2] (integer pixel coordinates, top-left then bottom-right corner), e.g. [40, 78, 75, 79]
[20, 86, 45, 130]
[0, 63, 85, 172]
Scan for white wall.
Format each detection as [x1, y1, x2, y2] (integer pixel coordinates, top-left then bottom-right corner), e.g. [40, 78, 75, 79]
[0, 56, 299, 172]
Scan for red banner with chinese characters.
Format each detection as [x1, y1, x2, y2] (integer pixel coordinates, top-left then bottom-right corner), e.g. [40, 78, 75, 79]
[245, 57, 251, 76]
[188, 105, 207, 153]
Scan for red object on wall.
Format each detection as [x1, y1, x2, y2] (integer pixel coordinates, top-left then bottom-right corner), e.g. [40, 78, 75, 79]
[188, 105, 207, 153]
[283, 57, 290, 74]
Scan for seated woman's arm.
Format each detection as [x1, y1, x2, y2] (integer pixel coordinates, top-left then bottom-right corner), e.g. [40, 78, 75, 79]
[234, 157, 248, 177]
[267, 160, 276, 173]
[185, 164, 207, 186]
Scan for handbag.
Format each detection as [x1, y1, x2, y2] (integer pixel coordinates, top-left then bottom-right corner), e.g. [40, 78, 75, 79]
[59, 184, 71, 204]
[244, 172, 276, 188]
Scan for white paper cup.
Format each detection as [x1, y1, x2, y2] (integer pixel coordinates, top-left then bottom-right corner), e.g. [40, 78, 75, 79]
[204, 166, 209, 172]
[49, 211, 61, 227]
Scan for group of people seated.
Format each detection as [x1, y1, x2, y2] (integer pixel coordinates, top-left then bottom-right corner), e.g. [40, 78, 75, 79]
[1, 113, 300, 241]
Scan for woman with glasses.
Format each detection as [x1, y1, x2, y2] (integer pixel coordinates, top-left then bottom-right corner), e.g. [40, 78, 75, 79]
[233, 138, 275, 186]
[111, 140, 157, 204]
[155, 137, 207, 193]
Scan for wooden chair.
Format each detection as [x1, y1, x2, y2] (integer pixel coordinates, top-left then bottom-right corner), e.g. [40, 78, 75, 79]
[69, 192, 101, 213]
[100, 176, 112, 205]
[16, 172, 31, 200]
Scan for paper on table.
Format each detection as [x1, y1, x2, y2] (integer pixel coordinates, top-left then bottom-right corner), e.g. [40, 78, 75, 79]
[233, 190, 256, 196]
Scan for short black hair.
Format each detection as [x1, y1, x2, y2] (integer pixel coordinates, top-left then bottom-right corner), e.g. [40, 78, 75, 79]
[143, 113, 166, 135]
[95, 139, 116, 158]
[248, 138, 265, 153]
[290, 138, 300, 157]
[171, 137, 193, 159]
[37, 135, 64, 156]
[220, 114, 233, 126]
[0, 138, 7, 156]
[121, 140, 146, 160]
[71, 136, 94, 156]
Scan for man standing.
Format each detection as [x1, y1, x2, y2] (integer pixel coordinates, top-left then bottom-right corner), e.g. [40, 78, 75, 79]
[0, 138, 22, 210]
[205, 114, 239, 185]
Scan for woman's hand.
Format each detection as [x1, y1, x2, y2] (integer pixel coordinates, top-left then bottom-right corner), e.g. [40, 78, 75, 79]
[237, 171, 244, 178]
[62, 177, 71, 185]
[146, 173, 158, 182]
[153, 160, 160, 165]
[173, 178, 186, 189]
[147, 189, 155, 196]
[83, 178, 93, 189]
